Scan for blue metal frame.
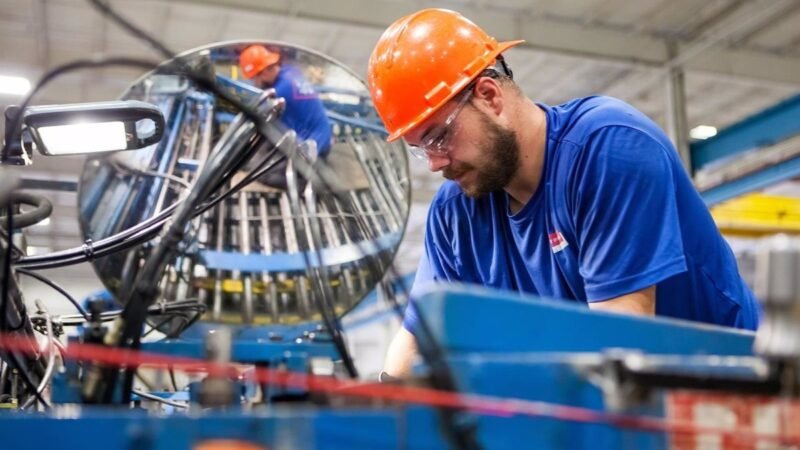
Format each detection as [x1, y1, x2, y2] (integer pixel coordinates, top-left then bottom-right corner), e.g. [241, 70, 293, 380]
[415, 285, 754, 356]
[701, 156, 800, 206]
[199, 232, 401, 272]
[691, 93, 800, 172]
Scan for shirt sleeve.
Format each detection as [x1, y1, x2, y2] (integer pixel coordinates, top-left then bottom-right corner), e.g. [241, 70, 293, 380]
[571, 126, 688, 302]
[403, 203, 460, 333]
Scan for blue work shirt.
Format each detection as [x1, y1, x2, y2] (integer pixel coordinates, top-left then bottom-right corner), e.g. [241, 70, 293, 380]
[406, 96, 760, 333]
[273, 65, 333, 157]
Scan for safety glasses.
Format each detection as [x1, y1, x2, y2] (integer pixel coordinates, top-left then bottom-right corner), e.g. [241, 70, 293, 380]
[407, 86, 474, 161]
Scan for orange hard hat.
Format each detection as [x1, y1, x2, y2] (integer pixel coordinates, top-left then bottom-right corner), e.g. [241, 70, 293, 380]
[368, 9, 524, 142]
[239, 45, 281, 79]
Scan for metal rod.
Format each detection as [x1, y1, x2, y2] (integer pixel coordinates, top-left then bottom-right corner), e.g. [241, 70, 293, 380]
[212, 197, 225, 321]
[258, 195, 279, 322]
[238, 191, 254, 324]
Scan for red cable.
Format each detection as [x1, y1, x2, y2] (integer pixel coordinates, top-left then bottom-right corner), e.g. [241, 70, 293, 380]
[1, 332, 798, 446]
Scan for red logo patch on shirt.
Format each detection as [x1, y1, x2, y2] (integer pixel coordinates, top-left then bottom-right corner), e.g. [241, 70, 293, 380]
[548, 231, 569, 253]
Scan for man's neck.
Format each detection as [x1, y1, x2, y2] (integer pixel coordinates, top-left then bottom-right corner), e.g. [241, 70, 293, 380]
[505, 99, 547, 214]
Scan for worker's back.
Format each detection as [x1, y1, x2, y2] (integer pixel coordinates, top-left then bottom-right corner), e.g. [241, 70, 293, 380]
[273, 65, 333, 157]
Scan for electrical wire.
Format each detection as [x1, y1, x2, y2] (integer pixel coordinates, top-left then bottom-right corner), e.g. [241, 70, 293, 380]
[14, 201, 179, 270]
[109, 159, 193, 191]
[14, 268, 89, 320]
[21, 302, 58, 410]
[1, 203, 49, 408]
[35, 300, 205, 327]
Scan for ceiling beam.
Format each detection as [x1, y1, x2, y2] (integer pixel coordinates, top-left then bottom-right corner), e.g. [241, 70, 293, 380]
[158, 0, 800, 86]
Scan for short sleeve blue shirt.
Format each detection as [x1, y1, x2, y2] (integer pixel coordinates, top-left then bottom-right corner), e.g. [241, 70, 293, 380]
[406, 96, 760, 332]
[273, 65, 333, 157]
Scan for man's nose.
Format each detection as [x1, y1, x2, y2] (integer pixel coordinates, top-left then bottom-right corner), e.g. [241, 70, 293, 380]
[427, 152, 450, 172]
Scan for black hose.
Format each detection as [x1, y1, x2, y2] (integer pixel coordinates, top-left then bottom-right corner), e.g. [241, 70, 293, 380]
[14, 269, 90, 320]
[5, 191, 53, 229]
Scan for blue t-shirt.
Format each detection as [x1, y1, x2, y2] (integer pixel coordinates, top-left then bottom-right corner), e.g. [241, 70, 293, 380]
[406, 96, 760, 332]
[273, 65, 333, 157]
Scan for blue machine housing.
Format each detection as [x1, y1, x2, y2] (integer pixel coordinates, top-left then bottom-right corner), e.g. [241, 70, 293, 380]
[0, 286, 759, 449]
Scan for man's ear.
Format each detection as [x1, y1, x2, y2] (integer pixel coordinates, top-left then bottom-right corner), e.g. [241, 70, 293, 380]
[472, 77, 504, 116]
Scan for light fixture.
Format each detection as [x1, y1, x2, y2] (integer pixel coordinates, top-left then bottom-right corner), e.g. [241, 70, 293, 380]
[0, 75, 31, 96]
[690, 125, 718, 140]
[37, 121, 128, 155]
[22, 100, 165, 156]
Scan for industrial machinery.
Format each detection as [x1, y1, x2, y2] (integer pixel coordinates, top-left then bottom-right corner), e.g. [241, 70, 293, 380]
[77, 42, 406, 331]
[2, 40, 412, 411]
[2, 34, 800, 450]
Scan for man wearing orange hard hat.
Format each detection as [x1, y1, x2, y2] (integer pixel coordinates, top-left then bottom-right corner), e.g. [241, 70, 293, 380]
[368, 9, 760, 378]
[239, 44, 332, 161]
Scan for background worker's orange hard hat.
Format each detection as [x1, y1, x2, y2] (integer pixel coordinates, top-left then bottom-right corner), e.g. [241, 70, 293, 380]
[368, 8, 523, 142]
[239, 45, 281, 79]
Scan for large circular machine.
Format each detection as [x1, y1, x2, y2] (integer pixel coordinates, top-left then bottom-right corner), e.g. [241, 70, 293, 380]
[77, 42, 410, 331]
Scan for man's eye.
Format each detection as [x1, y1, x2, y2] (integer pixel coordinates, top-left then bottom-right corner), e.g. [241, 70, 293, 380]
[432, 129, 449, 149]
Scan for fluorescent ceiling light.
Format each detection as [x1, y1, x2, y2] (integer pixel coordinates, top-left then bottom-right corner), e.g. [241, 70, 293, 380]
[690, 125, 718, 140]
[37, 121, 127, 155]
[0, 75, 31, 96]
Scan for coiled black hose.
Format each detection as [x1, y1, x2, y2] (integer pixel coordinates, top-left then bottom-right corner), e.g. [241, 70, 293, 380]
[5, 192, 52, 229]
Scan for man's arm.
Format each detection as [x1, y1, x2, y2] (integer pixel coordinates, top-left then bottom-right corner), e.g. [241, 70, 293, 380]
[383, 327, 418, 378]
[588, 285, 656, 316]
[572, 126, 687, 307]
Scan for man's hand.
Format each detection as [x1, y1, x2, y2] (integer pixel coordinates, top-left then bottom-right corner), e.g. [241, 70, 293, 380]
[383, 327, 418, 378]
[588, 285, 656, 316]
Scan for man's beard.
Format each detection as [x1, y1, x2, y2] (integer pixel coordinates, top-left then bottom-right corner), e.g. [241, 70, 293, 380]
[443, 112, 520, 198]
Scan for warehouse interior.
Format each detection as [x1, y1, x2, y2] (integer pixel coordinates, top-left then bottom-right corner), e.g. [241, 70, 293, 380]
[1, 0, 799, 448]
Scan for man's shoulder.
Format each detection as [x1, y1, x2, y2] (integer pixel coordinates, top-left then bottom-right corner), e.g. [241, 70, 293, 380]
[549, 96, 655, 145]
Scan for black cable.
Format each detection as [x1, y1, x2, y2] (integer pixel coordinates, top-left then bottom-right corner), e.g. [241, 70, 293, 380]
[174, 309, 205, 337]
[15, 150, 274, 271]
[111, 114, 269, 402]
[44, 300, 205, 326]
[89, 0, 175, 57]
[14, 269, 89, 320]
[168, 368, 178, 392]
[141, 307, 206, 339]
[1, 206, 12, 332]
[15, 201, 179, 270]
[0, 209, 49, 409]
[1, 351, 50, 409]
[5, 192, 53, 229]
[141, 316, 175, 338]
[76, 3, 461, 433]
[13, 83, 278, 272]
[0, 212, 50, 408]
